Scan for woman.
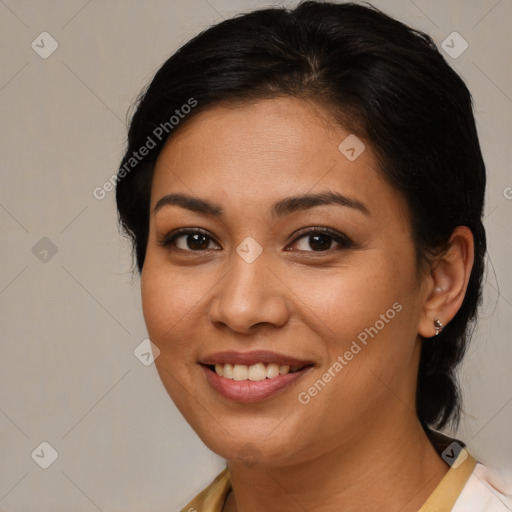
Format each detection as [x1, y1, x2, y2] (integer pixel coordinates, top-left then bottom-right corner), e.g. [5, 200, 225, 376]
[116, 1, 511, 510]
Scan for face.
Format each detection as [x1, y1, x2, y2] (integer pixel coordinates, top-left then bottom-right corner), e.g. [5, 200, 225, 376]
[141, 97, 429, 467]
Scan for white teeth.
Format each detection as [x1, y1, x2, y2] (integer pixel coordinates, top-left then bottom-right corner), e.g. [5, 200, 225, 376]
[233, 364, 248, 381]
[279, 365, 290, 375]
[213, 362, 300, 380]
[266, 363, 280, 379]
[223, 363, 234, 379]
[248, 363, 267, 381]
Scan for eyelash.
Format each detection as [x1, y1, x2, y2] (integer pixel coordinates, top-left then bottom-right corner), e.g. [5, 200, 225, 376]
[157, 227, 354, 254]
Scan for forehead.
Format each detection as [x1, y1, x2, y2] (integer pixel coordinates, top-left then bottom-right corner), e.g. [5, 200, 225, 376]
[150, 97, 404, 221]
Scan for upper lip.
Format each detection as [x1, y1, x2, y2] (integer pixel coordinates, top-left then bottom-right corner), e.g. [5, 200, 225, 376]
[200, 350, 314, 367]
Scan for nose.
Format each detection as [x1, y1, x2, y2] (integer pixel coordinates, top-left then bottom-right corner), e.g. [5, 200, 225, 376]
[207, 250, 290, 334]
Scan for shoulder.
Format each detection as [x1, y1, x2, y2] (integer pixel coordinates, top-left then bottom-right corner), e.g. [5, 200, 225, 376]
[452, 462, 512, 512]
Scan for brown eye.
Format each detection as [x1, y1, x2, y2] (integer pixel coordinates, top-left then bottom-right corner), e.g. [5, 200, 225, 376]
[158, 229, 221, 252]
[287, 228, 353, 253]
[296, 233, 334, 251]
[158, 227, 353, 254]
[178, 233, 211, 250]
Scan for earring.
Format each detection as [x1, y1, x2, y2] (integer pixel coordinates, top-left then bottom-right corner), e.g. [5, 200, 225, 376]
[434, 318, 444, 336]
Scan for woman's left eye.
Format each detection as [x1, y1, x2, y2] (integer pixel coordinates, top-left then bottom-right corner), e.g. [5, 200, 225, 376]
[157, 227, 353, 253]
[288, 228, 354, 252]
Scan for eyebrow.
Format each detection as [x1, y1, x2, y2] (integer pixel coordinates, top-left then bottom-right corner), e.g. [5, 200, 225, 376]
[153, 191, 370, 218]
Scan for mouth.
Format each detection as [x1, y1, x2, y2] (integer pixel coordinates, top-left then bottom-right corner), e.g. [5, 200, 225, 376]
[203, 362, 309, 380]
[199, 350, 315, 402]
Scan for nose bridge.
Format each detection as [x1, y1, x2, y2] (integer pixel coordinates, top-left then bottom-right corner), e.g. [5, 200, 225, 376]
[208, 242, 289, 332]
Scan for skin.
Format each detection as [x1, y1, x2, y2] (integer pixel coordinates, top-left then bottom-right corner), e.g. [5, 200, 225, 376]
[141, 96, 474, 512]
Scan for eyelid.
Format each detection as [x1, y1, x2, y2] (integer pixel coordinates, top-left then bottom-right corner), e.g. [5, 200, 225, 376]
[157, 227, 221, 250]
[286, 226, 354, 250]
[158, 226, 354, 253]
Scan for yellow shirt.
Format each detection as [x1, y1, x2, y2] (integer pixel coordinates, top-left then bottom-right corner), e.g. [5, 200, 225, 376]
[179, 434, 511, 511]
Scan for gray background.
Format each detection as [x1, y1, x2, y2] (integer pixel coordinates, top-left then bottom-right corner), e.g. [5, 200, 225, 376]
[0, 0, 511, 510]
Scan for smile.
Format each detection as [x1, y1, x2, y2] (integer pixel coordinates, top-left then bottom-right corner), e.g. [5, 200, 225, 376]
[199, 350, 314, 402]
[212, 362, 303, 380]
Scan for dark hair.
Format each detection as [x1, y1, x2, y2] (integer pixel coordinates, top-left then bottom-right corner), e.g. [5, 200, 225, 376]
[116, 1, 486, 431]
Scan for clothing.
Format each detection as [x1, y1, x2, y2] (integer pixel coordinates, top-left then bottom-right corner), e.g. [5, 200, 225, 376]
[180, 434, 511, 511]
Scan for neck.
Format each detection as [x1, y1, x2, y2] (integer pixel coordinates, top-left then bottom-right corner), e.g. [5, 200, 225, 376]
[225, 414, 449, 512]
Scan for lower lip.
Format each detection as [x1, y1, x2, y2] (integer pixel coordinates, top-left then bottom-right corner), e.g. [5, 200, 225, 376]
[201, 365, 313, 403]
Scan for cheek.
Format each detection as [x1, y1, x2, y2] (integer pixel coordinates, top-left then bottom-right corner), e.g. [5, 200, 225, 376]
[140, 257, 207, 412]
[292, 250, 419, 388]
[288, 255, 406, 338]
[140, 257, 199, 351]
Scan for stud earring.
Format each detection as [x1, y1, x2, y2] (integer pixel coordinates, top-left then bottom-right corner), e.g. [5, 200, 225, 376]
[434, 318, 444, 336]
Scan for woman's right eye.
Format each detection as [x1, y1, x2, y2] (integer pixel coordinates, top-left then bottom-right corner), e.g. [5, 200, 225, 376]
[158, 229, 221, 252]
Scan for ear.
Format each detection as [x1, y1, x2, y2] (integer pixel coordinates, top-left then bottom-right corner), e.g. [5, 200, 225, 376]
[417, 226, 475, 338]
